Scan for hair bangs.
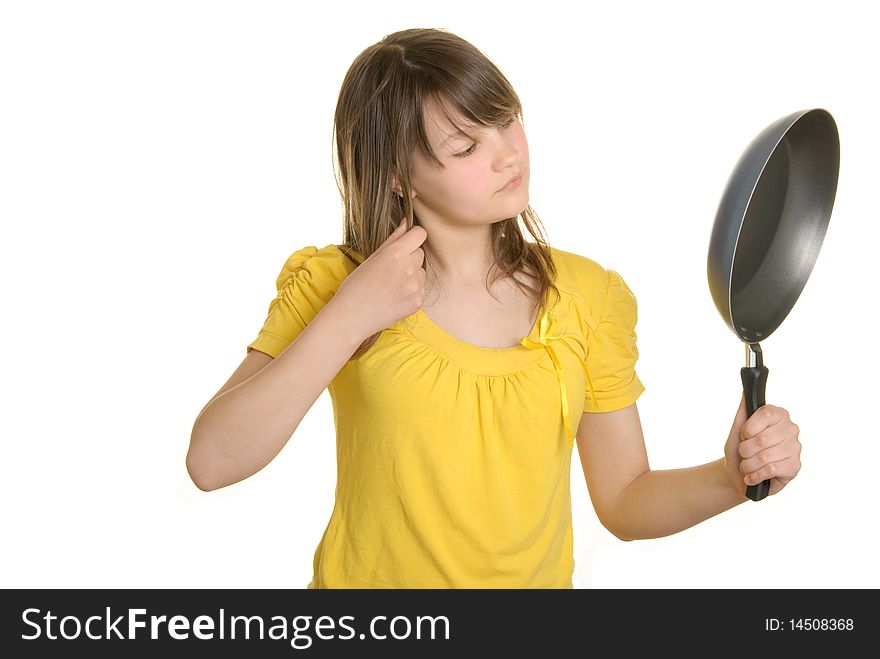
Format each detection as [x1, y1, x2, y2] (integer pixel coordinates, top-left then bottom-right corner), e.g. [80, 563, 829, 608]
[418, 83, 523, 168]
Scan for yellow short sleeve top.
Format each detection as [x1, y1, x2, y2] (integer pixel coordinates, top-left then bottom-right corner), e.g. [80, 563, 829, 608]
[246, 243, 646, 588]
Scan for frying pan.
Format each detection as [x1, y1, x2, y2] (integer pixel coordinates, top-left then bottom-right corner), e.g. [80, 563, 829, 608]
[707, 108, 840, 501]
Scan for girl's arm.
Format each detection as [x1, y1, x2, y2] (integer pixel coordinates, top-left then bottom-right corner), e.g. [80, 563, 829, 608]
[598, 457, 748, 541]
[186, 295, 367, 492]
[188, 221, 429, 492]
[576, 401, 779, 541]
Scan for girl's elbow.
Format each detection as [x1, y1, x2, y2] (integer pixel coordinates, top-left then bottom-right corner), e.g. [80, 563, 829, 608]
[186, 450, 221, 492]
[610, 527, 635, 542]
[599, 515, 635, 542]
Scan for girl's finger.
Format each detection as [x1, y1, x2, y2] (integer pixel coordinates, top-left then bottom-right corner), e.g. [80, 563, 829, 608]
[739, 442, 795, 477]
[738, 427, 789, 459]
[745, 455, 801, 486]
[741, 405, 789, 440]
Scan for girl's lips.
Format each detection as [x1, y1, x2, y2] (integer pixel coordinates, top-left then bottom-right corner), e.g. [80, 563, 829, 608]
[498, 173, 523, 191]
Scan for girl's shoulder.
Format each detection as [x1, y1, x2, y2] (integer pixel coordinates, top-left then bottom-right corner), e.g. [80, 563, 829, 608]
[548, 246, 612, 301]
[272, 243, 360, 294]
[548, 246, 639, 333]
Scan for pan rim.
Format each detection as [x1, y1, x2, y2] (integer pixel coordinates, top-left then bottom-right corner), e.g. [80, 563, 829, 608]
[726, 107, 829, 341]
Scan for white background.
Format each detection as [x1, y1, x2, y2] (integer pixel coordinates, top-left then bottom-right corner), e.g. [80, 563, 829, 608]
[2, 1, 877, 590]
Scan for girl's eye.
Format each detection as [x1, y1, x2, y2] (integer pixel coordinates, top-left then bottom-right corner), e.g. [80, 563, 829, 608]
[453, 143, 477, 158]
[452, 117, 516, 159]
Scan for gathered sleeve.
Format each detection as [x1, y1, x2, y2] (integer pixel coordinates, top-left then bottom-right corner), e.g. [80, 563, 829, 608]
[246, 244, 349, 358]
[582, 269, 646, 413]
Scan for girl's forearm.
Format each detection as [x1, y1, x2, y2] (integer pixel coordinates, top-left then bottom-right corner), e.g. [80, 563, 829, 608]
[187, 295, 367, 492]
[609, 458, 749, 541]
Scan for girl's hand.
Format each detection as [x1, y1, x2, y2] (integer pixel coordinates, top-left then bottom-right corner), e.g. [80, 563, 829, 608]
[723, 395, 803, 499]
[333, 217, 428, 341]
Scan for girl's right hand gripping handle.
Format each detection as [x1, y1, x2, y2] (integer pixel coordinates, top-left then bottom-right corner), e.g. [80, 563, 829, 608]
[740, 364, 770, 501]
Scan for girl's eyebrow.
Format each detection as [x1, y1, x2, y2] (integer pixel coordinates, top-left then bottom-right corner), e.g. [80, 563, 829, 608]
[440, 130, 468, 147]
[439, 123, 480, 147]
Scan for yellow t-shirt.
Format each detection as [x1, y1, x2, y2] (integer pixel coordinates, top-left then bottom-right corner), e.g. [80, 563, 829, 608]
[246, 243, 646, 588]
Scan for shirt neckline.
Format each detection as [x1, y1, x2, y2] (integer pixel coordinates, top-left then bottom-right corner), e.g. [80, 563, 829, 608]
[414, 306, 542, 352]
[406, 303, 553, 376]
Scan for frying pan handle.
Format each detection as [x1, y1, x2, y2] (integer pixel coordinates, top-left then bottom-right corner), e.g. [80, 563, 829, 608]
[740, 364, 771, 501]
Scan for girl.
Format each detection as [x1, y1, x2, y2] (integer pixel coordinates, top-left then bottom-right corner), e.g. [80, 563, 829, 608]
[186, 28, 803, 589]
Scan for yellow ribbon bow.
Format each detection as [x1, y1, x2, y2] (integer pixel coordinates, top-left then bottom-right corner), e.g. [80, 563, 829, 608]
[520, 310, 598, 448]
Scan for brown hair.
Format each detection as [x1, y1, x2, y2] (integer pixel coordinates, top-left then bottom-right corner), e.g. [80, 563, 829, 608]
[332, 27, 560, 360]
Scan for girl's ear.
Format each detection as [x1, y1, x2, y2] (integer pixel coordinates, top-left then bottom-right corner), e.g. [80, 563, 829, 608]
[391, 172, 415, 199]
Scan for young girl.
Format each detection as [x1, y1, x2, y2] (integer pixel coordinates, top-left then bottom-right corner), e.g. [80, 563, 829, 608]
[186, 28, 803, 589]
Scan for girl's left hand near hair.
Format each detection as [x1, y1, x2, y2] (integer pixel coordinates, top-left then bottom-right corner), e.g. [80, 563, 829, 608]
[723, 395, 803, 499]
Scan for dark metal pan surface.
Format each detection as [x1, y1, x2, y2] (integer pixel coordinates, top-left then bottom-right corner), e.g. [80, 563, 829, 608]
[707, 108, 839, 501]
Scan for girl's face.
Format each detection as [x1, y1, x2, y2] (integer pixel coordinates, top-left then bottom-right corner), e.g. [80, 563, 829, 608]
[403, 99, 530, 229]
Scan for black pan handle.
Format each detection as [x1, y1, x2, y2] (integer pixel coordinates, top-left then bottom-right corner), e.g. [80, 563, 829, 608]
[741, 362, 770, 501]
